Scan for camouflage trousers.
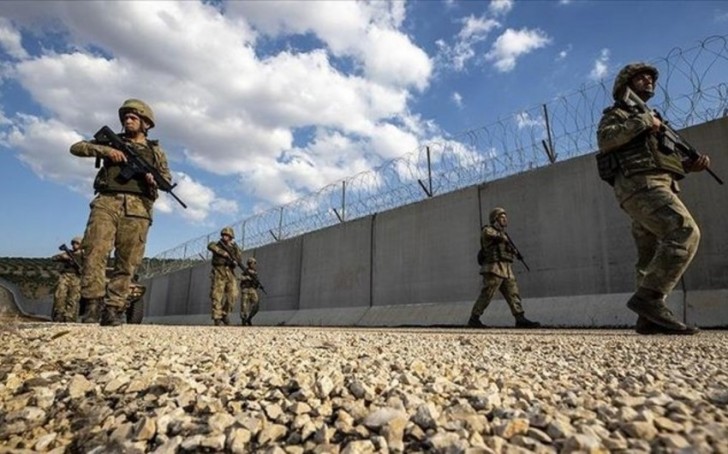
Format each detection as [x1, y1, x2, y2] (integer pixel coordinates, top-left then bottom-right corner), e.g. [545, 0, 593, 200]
[240, 287, 259, 320]
[210, 266, 238, 320]
[81, 194, 151, 310]
[621, 184, 700, 295]
[470, 272, 525, 318]
[53, 273, 81, 322]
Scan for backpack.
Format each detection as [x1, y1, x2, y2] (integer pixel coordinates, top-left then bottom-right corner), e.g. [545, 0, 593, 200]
[477, 247, 486, 266]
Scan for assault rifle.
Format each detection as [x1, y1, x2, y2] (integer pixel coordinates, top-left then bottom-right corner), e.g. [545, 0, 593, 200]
[623, 87, 723, 185]
[93, 126, 189, 207]
[245, 271, 268, 295]
[504, 232, 530, 272]
[58, 244, 82, 274]
[216, 241, 246, 272]
[217, 241, 268, 294]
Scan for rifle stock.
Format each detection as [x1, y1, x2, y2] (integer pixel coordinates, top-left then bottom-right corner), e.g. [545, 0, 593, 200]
[623, 87, 723, 185]
[93, 126, 189, 207]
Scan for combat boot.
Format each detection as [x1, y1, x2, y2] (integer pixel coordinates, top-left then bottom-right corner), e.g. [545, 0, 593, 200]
[515, 314, 541, 328]
[100, 305, 125, 327]
[222, 315, 231, 326]
[240, 316, 249, 326]
[467, 315, 486, 328]
[214, 319, 223, 326]
[635, 316, 699, 335]
[81, 298, 102, 323]
[626, 290, 688, 331]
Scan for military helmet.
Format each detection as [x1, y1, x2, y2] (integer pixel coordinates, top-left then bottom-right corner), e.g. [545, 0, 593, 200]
[118, 99, 155, 129]
[489, 207, 507, 224]
[220, 226, 235, 238]
[71, 236, 83, 245]
[247, 257, 257, 265]
[613, 62, 659, 101]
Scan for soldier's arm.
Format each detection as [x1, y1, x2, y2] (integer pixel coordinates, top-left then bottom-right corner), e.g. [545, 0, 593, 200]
[596, 109, 654, 153]
[51, 252, 69, 262]
[154, 146, 172, 183]
[207, 242, 224, 256]
[483, 226, 507, 243]
[69, 140, 117, 158]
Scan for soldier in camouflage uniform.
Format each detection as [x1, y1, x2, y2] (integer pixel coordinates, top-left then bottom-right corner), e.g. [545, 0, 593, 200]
[51, 236, 84, 322]
[597, 63, 710, 335]
[240, 257, 261, 326]
[468, 208, 540, 329]
[71, 99, 172, 326]
[208, 227, 242, 326]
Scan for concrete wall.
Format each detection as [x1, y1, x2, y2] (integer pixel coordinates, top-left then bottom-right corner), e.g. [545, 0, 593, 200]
[18, 117, 728, 327]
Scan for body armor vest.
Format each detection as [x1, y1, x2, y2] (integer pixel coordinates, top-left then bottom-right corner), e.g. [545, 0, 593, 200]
[611, 107, 686, 179]
[93, 140, 160, 198]
[212, 241, 238, 267]
[483, 228, 515, 264]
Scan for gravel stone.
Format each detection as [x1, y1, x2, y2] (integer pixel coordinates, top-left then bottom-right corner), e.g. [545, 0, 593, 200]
[1, 324, 725, 453]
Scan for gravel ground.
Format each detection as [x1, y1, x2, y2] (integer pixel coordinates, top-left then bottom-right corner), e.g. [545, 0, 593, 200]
[1, 323, 726, 453]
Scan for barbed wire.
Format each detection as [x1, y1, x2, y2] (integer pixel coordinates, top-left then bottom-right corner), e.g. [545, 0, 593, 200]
[143, 34, 728, 277]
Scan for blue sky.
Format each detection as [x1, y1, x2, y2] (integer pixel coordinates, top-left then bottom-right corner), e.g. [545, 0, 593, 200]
[1, 0, 726, 258]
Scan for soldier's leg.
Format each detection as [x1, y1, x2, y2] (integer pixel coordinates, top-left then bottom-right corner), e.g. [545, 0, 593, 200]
[501, 278, 540, 328]
[65, 276, 82, 322]
[220, 269, 237, 325]
[631, 220, 658, 289]
[52, 275, 70, 322]
[240, 290, 250, 324]
[621, 187, 700, 331]
[499, 278, 524, 316]
[102, 216, 150, 326]
[80, 196, 121, 321]
[469, 273, 502, 326]
[210, 268, 226, 323]
[249, 290, 260, 325]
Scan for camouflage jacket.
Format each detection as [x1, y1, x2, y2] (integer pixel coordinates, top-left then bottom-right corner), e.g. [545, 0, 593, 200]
[52, 249, 84, 275]
[597, 104, 684, 202]
[479, 225, 515, 279]
[208, 240, 242, 268]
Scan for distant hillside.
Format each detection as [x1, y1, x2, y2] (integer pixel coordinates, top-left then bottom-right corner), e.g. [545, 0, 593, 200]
[0, 257, 206, 300]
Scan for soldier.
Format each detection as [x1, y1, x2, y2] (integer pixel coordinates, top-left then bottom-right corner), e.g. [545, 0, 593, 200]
[51, 236, 84, 322]
[71, 99, 172, 326]
[597, 63, 709, 335]
[208, 227, 242, 326]
[240, 257, 261, 326]
[468, 207, 540, 329]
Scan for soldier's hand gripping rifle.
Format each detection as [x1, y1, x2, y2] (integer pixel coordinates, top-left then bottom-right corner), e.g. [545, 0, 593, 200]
[503, 233, 530, 272]
[217, 241, 246, 272]
[93, 125, 189, 207]
[623, 87, 723, 185]
[246, 271, 268, 295]
[58, 244, 82, 274]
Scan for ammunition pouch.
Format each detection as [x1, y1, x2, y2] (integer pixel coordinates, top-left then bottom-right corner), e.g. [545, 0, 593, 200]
[596, 152, 619, 186]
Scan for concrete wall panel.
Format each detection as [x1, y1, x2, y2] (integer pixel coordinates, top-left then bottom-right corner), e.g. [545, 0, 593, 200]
[299, 216, 373, 309]
[247, 236, 302, 312]
[373, 186, 481, 307]
[185, 262, 212, 315]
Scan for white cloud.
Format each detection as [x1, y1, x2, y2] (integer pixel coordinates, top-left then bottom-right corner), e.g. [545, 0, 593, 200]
[489, 0, 514, 16]
[226, 1, 431, 91]
[0, 0, 436, 223]
[485, 28, 551, 72]
[515, 112, 542, 130]
[437, 15, 500, 71]
[0, 113, 234, 220]
[0, 17, 28, 60]
[589, 48, 610, 80]
[452, 92, 463, 108]
[556, 44, 572, 61]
